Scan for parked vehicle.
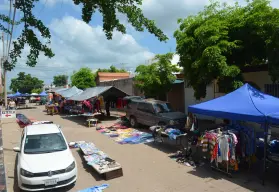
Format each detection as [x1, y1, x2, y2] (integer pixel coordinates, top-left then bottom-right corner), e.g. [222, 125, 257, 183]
[126, 98, 187, 128]
[13, 124, 77, 191]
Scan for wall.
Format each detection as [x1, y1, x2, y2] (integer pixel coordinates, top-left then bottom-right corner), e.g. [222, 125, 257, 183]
[98, 78, 142, 96]
[167, 83, 185, 113]
[242, 71, 272, 91]
[184, 83, 215, 119]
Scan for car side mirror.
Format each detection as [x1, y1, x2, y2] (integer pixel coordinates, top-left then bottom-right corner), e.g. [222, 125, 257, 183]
[13, 147, 20, 152]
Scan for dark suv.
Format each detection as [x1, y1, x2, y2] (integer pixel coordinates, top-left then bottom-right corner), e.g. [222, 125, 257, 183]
[125, 99, 187, 128]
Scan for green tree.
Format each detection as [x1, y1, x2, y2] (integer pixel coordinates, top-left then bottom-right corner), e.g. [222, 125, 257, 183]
[134, 53, 180, 98]
[53, 75, 68, 87]
[1, 0, 167, 71]
[31, 88, 42, 94]
[71, 67, 96, 89]
[97, 65, 127, 73]
[174, 0, 279, 99]
[10, 72, 44, 93]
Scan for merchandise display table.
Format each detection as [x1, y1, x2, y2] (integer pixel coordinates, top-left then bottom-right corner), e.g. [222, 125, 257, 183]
[79, 142, 123, 180]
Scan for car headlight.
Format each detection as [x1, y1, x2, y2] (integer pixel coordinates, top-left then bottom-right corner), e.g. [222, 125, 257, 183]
[20, 168, 34, 177]
[65, 162, 75, 172]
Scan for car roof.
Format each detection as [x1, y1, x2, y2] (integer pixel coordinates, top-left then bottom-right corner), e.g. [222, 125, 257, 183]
[137, 99, 168, 104]
[25, 124, 61, 135]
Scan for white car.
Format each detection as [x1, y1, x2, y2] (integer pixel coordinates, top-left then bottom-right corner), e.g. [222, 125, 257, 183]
[13, 124, 77, 191]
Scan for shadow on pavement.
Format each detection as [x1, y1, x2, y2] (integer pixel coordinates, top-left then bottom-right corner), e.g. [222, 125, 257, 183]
[76, 150, 103, 181]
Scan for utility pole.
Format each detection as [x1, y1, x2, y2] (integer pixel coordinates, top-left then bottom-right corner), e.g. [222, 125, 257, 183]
[2, 32, 7, 109]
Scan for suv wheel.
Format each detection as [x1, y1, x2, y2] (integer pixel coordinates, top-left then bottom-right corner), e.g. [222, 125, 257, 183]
[130, 116, 138, 127]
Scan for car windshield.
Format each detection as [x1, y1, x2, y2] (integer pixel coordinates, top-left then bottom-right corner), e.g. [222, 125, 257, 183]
[24, 133, 67, 154]
[154, 103, 173, 113]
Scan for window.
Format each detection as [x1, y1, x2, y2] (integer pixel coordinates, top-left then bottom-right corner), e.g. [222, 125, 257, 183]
[24, 133, 67, 154]
[137, 103, 154, 113]
[153, 103, 173, 113]
[264, 84, 279, 98]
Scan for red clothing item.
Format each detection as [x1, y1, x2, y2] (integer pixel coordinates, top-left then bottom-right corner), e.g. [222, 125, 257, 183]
[116, 98, 123, 108]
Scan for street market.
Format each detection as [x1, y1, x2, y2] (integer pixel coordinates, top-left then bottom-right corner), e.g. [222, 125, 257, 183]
[0, 84, 278, 192]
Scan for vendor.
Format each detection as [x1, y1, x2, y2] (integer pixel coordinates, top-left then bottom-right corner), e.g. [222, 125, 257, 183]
[185, 112, 194, 130]
[105, 100, 110, 117]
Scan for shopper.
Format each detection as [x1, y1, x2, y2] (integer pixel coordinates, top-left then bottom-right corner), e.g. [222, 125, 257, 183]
[8, 99, 16, 110]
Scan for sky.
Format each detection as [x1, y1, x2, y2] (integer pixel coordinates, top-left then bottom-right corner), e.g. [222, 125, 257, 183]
[0, 0, 279, 88]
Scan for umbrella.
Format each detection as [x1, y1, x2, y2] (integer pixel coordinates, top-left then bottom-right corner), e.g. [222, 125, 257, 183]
[39, 91, 47, 96]
[7, 94, 14, 98]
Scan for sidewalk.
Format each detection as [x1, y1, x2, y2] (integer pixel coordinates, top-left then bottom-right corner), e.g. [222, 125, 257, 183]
[1, 118, 22, 192]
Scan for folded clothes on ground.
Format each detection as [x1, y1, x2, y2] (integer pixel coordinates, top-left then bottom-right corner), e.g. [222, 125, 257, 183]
[78, 184, 109, 192]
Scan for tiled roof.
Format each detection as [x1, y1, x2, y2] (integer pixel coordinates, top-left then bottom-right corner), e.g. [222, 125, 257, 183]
[97, 72, 130, 82]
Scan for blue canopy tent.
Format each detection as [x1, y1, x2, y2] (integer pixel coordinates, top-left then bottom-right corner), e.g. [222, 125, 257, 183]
[189, 83, 279, 123]
[39, 91, 48, 97]
[12, 91, 22, 98]
[21, 93, 30, 97]
[7, 94, 14, 98]
[188, 83, 279, 184]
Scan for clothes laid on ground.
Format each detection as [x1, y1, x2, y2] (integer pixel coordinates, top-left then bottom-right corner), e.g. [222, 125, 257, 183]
[97, 122, 154, 144]
[165, 128, 183, 140]
[78, 184, 109, 192]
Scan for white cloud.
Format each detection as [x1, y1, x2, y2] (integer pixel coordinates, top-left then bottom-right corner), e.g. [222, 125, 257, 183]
[141, 0, 279, 34]
[7, 16, 154, 86]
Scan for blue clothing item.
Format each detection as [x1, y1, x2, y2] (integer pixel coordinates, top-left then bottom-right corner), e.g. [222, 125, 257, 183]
[78, 184, 109, 192]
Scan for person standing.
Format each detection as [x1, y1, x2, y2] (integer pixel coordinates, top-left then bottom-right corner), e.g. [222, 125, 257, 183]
[105, 100, 110, 117]
[8, 99, 16, 110]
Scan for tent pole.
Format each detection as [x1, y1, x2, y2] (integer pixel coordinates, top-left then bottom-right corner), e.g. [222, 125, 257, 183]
[262, 121, 268, 185]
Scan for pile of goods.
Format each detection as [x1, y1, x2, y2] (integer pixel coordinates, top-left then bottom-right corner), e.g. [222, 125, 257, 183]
[79, 142, 120, 171]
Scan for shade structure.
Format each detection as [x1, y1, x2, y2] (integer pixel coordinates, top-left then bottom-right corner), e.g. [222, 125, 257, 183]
[12, 91, 22, 97]
[188, 83, 279, 123]
[39, 91, 48, 96]
[21, 93, 30, 97]
[55, 86, 83, 98]
[7, 94, 14, 98]
[68, 86, 128, 101]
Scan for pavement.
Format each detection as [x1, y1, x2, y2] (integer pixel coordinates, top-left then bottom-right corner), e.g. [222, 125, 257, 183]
[2, 105, 279, 192]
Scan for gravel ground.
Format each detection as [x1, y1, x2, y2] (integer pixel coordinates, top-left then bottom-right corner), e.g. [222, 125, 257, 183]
[2, 105, 279, 192]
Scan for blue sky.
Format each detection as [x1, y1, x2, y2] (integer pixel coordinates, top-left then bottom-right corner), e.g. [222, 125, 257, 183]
[0, 0, 279, 88]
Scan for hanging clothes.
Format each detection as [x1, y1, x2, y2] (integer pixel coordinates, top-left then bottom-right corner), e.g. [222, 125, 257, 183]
[98, 96, 104, 108]
[116, 98, 123, 108]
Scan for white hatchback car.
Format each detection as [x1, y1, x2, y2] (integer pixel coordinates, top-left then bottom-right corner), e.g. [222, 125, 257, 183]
[13, 124, 77, 191]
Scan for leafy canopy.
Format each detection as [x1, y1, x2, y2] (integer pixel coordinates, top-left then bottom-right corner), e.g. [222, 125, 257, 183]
[10, 72, 44, 93]
[1, 0, 167, 70]
[134, 53, 180, 98]
[71, 67, 96, 89]
[31, 88, 42, 94]
[97, 65, 127, 73]
[174, 0, 279, 99]
[53, 75, 68, 87]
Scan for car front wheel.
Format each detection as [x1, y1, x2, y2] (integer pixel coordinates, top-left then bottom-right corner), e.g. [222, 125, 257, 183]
[130, 116, 138, 127]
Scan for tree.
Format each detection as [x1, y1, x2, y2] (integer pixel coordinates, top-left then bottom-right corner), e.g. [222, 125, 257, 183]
[10, 72, 44, 93]
[134, 53, 180, 98]
[53, 75, 68, 87]
[97, 65, 127, 73]
[31, 88, 42, 94]
[1, 0, 168, 71]
[174, 0, 279, 99]
[71, 67, 96, 89]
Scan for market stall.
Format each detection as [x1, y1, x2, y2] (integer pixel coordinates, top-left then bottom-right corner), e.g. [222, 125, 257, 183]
[188, 83, 279, 184]
[79, 142, 123, 180]
[67, 86, 128, 126]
